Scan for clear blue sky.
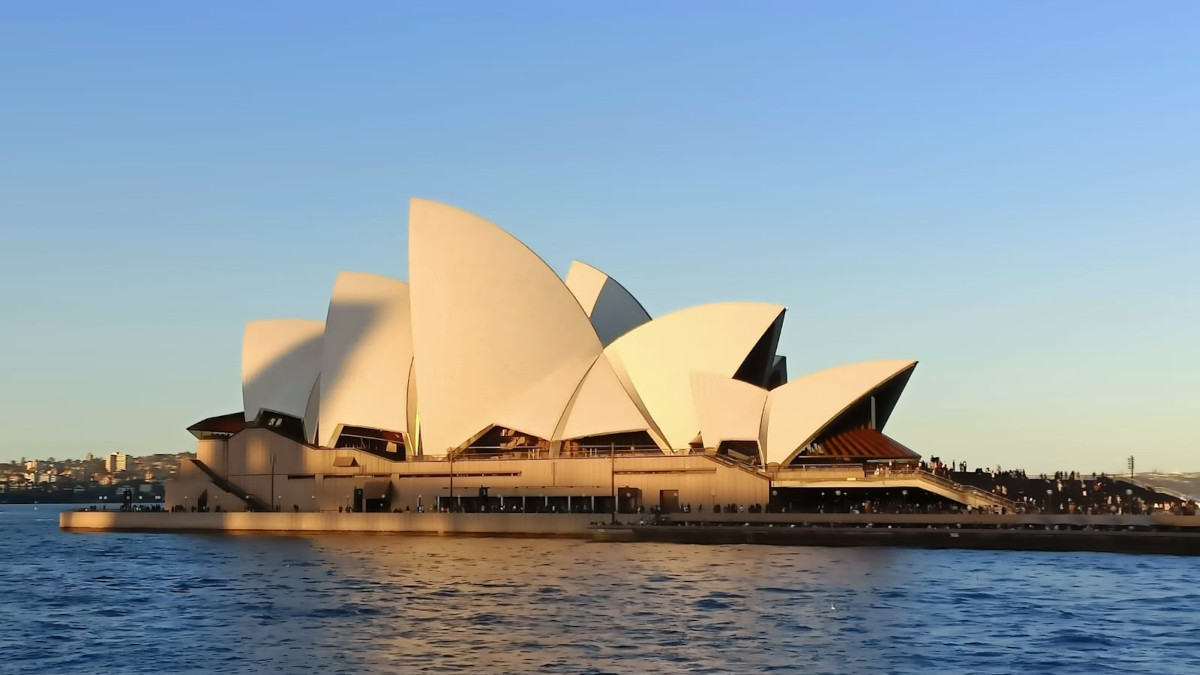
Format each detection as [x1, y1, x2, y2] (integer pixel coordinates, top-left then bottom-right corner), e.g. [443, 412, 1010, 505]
[2, 2, 1197, 472]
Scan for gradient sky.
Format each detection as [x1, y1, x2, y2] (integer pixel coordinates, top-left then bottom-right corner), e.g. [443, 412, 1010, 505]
[2, 2, 1197, 472]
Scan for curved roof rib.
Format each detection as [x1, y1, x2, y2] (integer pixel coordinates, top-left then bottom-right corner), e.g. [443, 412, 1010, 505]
[690, 373, 768, 459]
[318, 271, 413, 448]
[604, 302, 786, 452]
[303, 376, 321, 445]
[407, 199, 604, 456]
[565, 261, 651, 346]
[242, 319, 325, 439]
[762, 359, 918, 466]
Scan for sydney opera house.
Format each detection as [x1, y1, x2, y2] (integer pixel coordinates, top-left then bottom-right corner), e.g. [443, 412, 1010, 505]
[170, 200, 1002, 515]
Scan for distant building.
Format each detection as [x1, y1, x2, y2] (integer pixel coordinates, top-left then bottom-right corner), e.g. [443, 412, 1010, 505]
[106, 453, 128, 473]
[24, 460, 42, 484]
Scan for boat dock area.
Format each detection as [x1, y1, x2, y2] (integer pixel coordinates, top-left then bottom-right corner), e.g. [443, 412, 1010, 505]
[592, 511, 1200, 555]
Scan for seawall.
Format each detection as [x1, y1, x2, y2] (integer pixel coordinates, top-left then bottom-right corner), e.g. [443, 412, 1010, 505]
[60, 510, 1200, 555]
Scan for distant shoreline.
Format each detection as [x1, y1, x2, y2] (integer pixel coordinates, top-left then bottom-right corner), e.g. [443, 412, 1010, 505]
[1, 497, 161, 506]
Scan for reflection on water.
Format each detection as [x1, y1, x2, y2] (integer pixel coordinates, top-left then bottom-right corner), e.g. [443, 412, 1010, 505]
[4, 505, 1200, 674]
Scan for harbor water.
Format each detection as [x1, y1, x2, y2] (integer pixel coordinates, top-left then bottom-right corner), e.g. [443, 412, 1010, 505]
[4, 505, 1199, 674]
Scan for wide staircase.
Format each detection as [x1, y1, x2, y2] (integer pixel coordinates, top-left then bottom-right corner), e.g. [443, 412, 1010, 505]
[1117, 476, 1198, 504]
[772, 464, 1018, 511]
[902, 469, 1019, 510]
[189, 459, 272, 512]
[704, 451, 771, 479]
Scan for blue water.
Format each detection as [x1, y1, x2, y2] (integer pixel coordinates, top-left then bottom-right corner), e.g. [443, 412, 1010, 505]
[3, 505, 1198, 675]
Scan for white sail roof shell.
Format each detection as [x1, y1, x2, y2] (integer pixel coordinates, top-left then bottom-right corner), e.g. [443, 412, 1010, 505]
[762, 359, 917, 466]
[407, 199, 604, 455]
[318, 271, 413, 448]
[241, 319, 325, 438]
[690, 373, 768, 456]
[555, 354, 654, 441]
[229, 201, 922, 466]
[565, 261, 651, 347]
[604, 302, 785, 452]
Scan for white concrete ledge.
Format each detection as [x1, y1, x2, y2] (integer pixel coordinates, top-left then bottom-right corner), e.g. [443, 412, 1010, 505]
[60, 511, 599, 537]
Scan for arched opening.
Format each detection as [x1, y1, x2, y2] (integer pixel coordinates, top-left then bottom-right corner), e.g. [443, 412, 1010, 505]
[333, 426, 406, 461]
[562, 431, 660, 457]
[716, 440, 761, 465]
[457, 426, 550, 459]
[252, 410, 306, 444]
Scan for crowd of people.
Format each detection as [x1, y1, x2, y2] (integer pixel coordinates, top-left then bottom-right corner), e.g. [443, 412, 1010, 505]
[768, 459, 1195, 516]
[949, 466, 1193, 515]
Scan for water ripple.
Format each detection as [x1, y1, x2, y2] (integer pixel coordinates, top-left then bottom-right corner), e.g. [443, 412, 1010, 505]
[4, 505, 1200, 675]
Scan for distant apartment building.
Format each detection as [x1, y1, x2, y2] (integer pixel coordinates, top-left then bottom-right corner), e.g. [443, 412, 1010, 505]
[106, 453, 128, 473]
[23, 460, 44, 484]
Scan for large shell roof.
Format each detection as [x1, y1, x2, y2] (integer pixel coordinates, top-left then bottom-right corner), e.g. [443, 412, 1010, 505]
[565, 261, 652, 347]
[762, 359, 918, 466]
[241, 318, 324, 441]
[407, 199, 603, 456]
[604, 302, 785, 451]
[234, 200, 919, 461]
[318, 271, 413, 449]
